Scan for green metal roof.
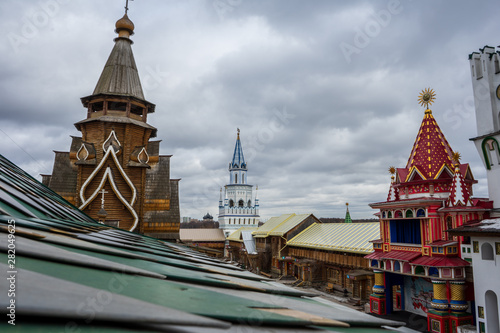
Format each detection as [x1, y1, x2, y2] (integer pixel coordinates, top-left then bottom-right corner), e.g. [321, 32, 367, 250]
[287, 222, 380, 254]
[0, 154, 407, 332]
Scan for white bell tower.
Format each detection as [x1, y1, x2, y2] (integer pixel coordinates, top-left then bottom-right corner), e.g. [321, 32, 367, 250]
[218, 129, 260, 236]
[469, 45, 500, 216]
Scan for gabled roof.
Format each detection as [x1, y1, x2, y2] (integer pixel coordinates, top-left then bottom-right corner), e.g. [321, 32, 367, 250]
[179, 228, 226, 242]
[227, 226, 259, 242]
[448, 164, 472, 207]
[0, 153, 408, 332]
[287, 223, 380, 254]
[253, 213, 295, 237]
[268, 213, 318, 236]
[253, 213, 317, 238]
[405, 109, 454, 180]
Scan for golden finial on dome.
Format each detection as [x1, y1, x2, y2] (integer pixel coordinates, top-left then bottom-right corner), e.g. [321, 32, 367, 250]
[388, 166, 396, 182]
[418, 88, 436, 113]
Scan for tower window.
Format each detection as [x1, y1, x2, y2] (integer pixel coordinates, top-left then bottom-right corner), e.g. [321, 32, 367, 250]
[482, 242, 494, 260]
[242, 174, 245, 183]
[91, 102, 104, 112]
[108, 101, 127, 111]
[229, 199, 234, 208]
[235, 174, 238, 183]
[238, 200, 244, 207]
[130, 104, 145, 116]
[475, 58, 483, 79]
[248, 200, 251, 207]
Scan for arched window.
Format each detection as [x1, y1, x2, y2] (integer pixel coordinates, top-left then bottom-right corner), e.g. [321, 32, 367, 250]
[388, 211, 393, 218]
[416, 209, 426, 217]
[371, 260, 378, 267]
[242, 174, 245, 183]
[238, 199, 244, 207]
[429, 267, 439, 277]
[482, 137, 500, 170]
[248, 200, 251, 207]
[405, 209, 413, 218]
[486, 290, 500, 332]
[393, 261, 401, 272]
[235, 174, 238, 183]
[415, 266, 425, 275]
[229, 199, 234, 207]
[395, 210, 403, 218]
[482, 242, 494, 260]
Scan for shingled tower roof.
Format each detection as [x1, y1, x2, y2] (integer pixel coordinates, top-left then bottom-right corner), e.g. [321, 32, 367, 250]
[80, 13, 155, 114]
[405, 109, 454, 180]
[92, 14, 145, 100]
[230, 129, 247, 170]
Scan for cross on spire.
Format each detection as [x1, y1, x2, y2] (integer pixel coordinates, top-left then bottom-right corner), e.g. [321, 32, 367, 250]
[125, 0, 134, 14]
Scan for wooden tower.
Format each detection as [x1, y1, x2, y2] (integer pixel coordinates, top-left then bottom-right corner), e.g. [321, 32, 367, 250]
[44, 11, 180, 240]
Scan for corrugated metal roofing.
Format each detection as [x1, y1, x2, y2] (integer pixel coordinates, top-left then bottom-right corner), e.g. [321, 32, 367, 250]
[252, 213, 295, 237]
[365, 251, 421, 262]
[227, 226, 258, 242]
[0, 153, 411, 332]
[287, 223, 380, 254]
[268, 213, 316, 236]
[242, 230, 257, 254]
[410, 256, 470, 267]
[179, 228, 226, 242]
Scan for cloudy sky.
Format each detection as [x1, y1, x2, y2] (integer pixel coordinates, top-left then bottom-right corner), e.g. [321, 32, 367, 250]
[1, 0, 499, 221]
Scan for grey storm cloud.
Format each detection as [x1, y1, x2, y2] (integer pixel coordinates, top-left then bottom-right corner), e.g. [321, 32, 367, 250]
[0, 0, 499, 221]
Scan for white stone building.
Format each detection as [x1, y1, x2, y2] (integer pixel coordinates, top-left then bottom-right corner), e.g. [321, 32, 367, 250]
[469, 45, 500, 217]
[449, 45, 500, 333]
[218, 130, 260, 237]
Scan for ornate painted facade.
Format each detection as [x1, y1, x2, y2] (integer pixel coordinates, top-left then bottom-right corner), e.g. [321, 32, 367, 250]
[44, 12, 180, 239]
[366, 90, 492, 333]
[218, 130, 260, 236]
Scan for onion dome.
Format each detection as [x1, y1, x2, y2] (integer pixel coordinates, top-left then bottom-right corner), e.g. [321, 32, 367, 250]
[115, 14, 135, 38]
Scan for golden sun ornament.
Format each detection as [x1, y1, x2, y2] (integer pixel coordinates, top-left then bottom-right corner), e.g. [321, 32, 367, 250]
[388, 166, 396, 175]
[418, 88, 436, 109]
[452, 151, 461, 164]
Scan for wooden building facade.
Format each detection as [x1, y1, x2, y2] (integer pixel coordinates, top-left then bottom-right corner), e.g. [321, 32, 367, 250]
[43, 13, 180, 239]
[286, 222, 379, 300]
